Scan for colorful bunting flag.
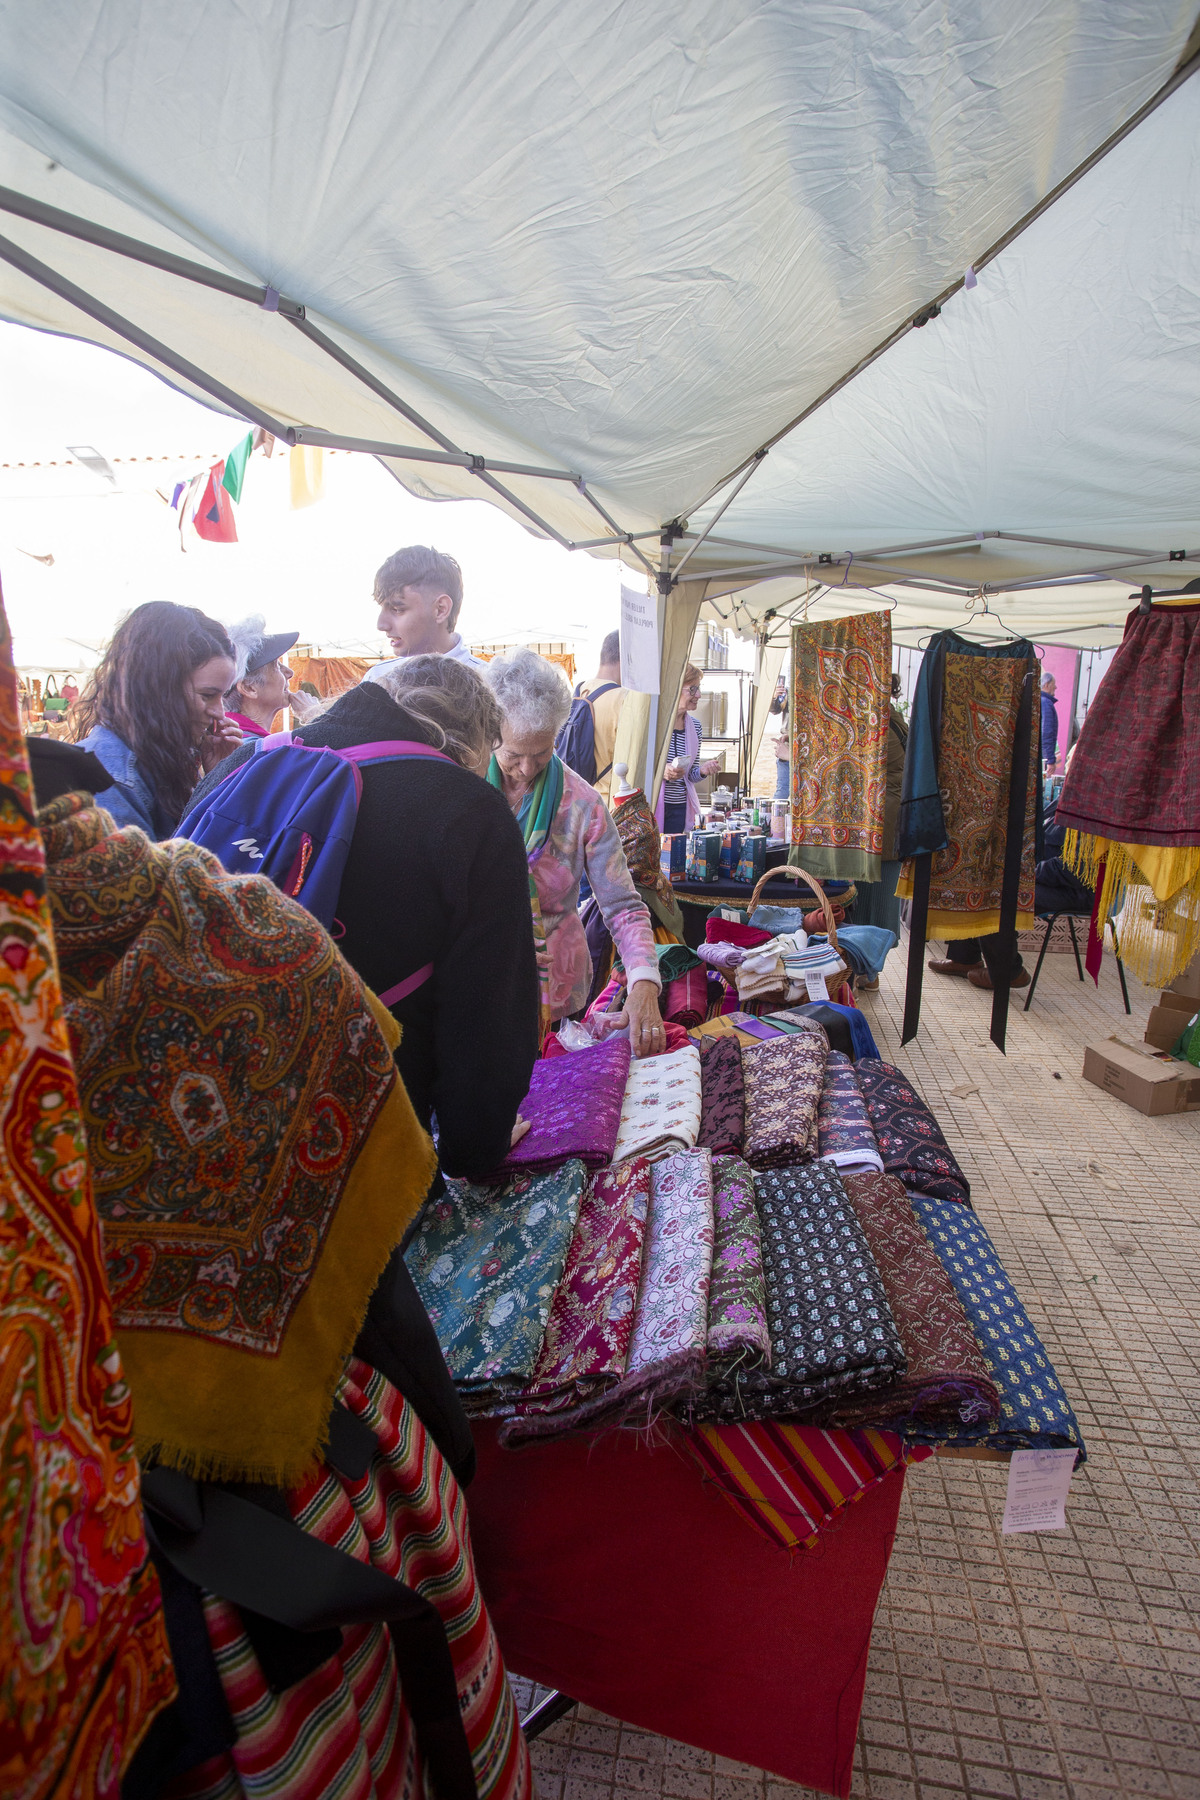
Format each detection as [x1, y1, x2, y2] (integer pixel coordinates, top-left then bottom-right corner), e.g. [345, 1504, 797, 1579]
[193, 462, 239, 543]
[221, 431, 254, 502]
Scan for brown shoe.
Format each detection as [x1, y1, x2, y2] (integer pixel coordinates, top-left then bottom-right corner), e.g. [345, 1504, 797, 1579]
[967, 966, 1030, 990]
[927, 957, 981, 977]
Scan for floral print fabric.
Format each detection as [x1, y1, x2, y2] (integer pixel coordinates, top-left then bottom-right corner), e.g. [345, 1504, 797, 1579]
[405, 1161, 585, 1400]
[627, 1148, 715, 1376]
[816, 1050, 884, 1174]
[501, 1035, 631, 1173]
[706, 1155, 770, 1366]
[826, 1174, 999, 1430]
[907, 1197, 1086, 1459]
[853, 1059, 972, 1206]
[696, 1032, 746, 1155]
[612, 1042, 703, 1163]
[740, 1031, 826, 1168]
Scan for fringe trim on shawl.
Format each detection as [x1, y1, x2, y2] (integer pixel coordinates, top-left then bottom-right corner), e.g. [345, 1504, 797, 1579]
[1064, 831, 1200, 987]
[123, 1081, 436, 1486]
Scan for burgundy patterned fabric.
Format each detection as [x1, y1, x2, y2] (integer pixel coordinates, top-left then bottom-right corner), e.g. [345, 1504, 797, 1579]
[664, 966, 708, 1028]
[823, 1174, 999, 1430]
[498, 1159, 652, 1446]
[816, 1050, 883, 1174]
[696, 1033, 745, 1154]
[853, 1059, 972, 1206]
[1055, 600, 1200, 847]
[740, 1032, 826, 1168]
[500, 1034, 631, 1172]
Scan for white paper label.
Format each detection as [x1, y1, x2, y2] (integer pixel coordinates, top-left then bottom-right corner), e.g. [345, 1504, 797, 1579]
[1002, 1448, 1076, 1534]
[619, 583, 660, 694]
[806, 971, 829, 1002]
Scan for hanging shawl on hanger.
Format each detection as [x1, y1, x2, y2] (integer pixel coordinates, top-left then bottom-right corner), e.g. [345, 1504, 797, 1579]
[895, 631, 1041, 1050]
[487, 751, 562, 1039]
[1055, 595, 1200, 987]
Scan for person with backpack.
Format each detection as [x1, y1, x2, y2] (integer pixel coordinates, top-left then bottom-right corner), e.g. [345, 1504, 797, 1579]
[558, 629, 625, 804]
[71, 600, 242, 838]
[185, 655, 539, 1182]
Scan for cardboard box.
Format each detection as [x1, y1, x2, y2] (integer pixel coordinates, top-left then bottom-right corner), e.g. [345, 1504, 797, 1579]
[1082, 1037, 1200, 1115]
[685, 831, 721, 883]
[1144, 989, 1198, 1051]
[1169, 951, 1200, 1004]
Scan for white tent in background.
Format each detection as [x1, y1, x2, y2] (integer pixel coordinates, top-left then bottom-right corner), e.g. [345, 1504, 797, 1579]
[0, 1, 1197, 781]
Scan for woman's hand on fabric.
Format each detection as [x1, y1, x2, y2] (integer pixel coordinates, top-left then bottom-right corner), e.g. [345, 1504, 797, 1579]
[509, 1114, 531, 1148]
[624, 979, 667, 1059]
[199, 717, 244, 771]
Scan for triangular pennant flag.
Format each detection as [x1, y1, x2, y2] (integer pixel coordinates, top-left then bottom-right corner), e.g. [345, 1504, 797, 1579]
[193, 463, 239, 543]
[221, 431, 254, 502]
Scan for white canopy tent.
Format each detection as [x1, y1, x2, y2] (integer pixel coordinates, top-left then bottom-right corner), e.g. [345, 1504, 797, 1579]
[1, 0, 1197, 787]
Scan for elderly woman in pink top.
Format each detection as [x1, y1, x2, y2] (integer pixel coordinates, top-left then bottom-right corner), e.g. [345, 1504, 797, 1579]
[486, 649, 666, 1057]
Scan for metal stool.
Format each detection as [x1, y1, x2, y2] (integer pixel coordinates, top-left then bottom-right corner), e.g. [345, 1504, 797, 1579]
[1023, 913, 1130, 1014]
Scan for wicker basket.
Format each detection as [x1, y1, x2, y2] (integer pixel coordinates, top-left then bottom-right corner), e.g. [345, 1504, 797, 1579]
[742, 863, 849, 1001]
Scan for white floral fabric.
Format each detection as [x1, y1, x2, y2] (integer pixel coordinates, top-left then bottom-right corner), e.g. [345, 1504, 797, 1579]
[612, 1042, 703, 1164]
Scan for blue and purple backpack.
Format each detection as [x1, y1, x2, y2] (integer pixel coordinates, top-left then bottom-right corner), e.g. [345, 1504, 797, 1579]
[176, 731, 452, 1006]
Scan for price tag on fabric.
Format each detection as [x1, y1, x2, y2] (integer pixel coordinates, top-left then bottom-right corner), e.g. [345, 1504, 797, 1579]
[1002, 1448, 1076, 1533]
[806, 971, 829, 1001]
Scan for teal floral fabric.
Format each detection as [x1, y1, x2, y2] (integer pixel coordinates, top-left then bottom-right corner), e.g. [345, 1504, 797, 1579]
[405, 1161, 586, 1397]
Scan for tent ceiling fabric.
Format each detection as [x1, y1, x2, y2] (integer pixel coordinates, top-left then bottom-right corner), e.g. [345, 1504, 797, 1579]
[0, 1, 1196, 600]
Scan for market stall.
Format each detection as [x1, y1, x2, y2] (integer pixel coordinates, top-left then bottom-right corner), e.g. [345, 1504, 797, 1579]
[402, 897, 1085, 1794]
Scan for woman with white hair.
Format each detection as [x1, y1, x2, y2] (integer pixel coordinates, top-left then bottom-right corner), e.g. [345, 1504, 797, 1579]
[486, 649, 666, 1055]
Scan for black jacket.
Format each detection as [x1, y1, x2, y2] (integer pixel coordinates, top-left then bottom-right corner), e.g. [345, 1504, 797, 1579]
[191, 682, 539, 1179]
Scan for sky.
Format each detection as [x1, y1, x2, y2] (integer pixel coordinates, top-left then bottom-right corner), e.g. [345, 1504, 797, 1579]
[0, 320, 629, 674]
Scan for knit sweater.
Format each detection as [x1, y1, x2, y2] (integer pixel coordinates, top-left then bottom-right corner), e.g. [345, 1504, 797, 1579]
[189, 682, 539, 1180]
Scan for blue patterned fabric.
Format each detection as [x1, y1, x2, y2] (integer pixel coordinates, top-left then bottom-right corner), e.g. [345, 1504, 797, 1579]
[906, 1197, 1086, 1461]
[405, 1161, 585, 1396]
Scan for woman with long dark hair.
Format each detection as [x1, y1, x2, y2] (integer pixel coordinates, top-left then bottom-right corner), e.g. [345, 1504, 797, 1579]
[72, 601, 241, 837]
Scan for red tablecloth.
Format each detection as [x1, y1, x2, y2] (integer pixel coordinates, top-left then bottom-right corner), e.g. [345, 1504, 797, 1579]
[467, 1423, 906, 1798]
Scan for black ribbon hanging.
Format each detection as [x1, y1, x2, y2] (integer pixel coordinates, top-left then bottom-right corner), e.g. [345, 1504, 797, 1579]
[988, 665, 1035, 1054]
[901, 853, 932, 1045]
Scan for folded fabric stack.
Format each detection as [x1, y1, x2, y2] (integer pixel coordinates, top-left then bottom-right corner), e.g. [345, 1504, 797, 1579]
[405, 1160, 586, 1410]
[698, 1161, 906, 1422]
[612, 1042, 703, 1162]
[816, 1050, 884, 1175]
[705, 1155, 771, 1370]
[505, 1148, 715, 1438]
[662, 965, 709, 1028]
[695, 939, 746, 975]
[499, 1034, 631, 1173]
[853, 1058, 973, 1206]
[741, 1032, 827, 1167]
[820, 1173, 999, 1431]
[695, 1033, 745, 1154]
[906, 1197, 1086, 1459]
[497, 1158, 652, 1446]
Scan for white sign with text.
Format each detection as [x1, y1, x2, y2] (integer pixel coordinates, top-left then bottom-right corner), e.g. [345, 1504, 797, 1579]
[619, 583, 660, 694]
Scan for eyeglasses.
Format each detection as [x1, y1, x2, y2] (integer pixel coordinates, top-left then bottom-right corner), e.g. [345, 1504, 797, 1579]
[682, 683, 702, 696]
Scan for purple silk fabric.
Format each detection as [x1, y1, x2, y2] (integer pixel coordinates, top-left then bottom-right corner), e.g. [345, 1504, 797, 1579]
[500, 1034, 632, 1173]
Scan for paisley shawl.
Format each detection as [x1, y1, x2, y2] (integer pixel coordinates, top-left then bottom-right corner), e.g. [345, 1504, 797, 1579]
[789, 611, 890, 882]
[0, 592, 174, 1798]
[42, 794, 435, 1485]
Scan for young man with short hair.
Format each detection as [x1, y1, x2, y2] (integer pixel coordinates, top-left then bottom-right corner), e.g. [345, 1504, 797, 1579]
[367, 545, 489, 678]
[571, 628, 625, 805]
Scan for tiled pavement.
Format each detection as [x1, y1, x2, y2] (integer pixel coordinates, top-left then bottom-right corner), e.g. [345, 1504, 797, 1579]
[507, 943, 1200, 1800]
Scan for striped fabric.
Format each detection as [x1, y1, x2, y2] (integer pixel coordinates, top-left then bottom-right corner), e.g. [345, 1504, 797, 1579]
[686, 1421, 933, 1553]
[168, 1359, 532, 1800]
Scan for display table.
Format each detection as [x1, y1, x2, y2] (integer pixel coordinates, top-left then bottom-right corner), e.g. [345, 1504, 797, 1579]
[467, 1421, 907, 1798]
